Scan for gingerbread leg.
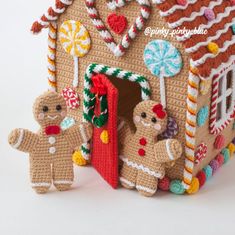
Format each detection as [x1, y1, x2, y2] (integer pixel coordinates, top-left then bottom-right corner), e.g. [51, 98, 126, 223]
[136, 171, 158, 197]
[30, 160, 51, 194]
[120, 163, 138, 189]
[52, 159, 74, 191]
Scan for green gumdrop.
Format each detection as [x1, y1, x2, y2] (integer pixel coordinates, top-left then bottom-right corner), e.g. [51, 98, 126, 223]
[221, 148, 230, 164]
[170, 180, 185, 195]
[203, 165, 213, 180]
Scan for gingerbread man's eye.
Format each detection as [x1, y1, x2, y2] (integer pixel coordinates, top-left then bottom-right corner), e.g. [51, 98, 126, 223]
[141, 112, 147, 118]
[42, 106, 49, 112]
[151, 117, 157, 123]
[56, 105, 62, 111]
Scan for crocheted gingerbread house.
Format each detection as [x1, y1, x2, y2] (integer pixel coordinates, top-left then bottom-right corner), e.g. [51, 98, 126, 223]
[31, 0, 235, 193]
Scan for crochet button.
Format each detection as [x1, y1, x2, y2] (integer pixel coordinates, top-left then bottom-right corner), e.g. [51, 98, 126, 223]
[139, 138, 147, 146]
[48, 137, 56, 145]
[138, 149, 145, 156]
[49, 147, 56, 154]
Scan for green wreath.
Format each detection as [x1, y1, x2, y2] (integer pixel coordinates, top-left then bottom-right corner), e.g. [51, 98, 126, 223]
[84, 93, 108, 128]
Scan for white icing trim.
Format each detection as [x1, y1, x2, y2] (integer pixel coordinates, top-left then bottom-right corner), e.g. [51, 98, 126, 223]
[54, 180, 73, 185]
[79, 124, 88, 142]
[204, 56, 235, 80]
[136, 185, 156, 194]
[169, 0, 223, 28]
[185, 20, 235, 53]
[210, 66, 235, 134]
[152, 0, 165, 4]
[166, 139, 174, 161]
[31, 182, 51, 187]
[160, 0, 197, 17]
[176, 5, 235, 41]
[120, 177, 135, 187]
[12, 129, 24, 149]
[122, 158, 164, 178]
[191, 36, 235, 67]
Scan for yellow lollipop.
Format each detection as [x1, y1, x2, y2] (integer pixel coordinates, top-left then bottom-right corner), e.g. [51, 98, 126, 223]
[59, 20, 91, 87]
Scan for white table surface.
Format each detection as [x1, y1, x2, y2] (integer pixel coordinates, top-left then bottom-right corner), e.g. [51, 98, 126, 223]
[0, 1, 235, 234]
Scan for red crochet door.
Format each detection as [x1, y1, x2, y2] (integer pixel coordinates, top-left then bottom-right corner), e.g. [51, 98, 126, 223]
[91, 76, 119, 189]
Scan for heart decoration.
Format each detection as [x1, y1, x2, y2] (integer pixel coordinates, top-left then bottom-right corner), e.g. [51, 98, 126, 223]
[62, 87, 80, 110]
[107, 13, 128, 35]
[85, 0, 151, 57]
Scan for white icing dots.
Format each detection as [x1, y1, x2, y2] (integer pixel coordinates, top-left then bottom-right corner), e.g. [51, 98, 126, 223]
[48, 137, 56, 145]
[49, 147, 56, 154]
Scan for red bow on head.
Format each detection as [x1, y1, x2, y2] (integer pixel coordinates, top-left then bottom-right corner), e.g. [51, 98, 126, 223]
[45, 126, 61, 135]
[152, 104, 167, 119]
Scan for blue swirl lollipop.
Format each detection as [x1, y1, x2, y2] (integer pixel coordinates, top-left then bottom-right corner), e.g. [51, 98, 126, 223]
[144, 40, 183, 107]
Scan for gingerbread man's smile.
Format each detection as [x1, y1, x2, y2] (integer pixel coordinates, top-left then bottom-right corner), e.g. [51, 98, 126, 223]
[47, 115, 58, 120]
[141, 120, 151, 127]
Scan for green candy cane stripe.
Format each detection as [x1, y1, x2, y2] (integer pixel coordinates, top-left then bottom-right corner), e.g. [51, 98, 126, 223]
[81, 142, 90, 160]
[83, 64, 151, 120]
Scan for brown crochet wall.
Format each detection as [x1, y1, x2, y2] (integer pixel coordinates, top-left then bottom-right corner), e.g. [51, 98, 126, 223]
[55, 0, 190, 180]
[193, 86, 234, 176]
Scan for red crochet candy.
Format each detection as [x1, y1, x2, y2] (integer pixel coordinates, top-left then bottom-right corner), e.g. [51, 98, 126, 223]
[214, 135, 225, 149]
[158, 177, 170, 191]
[216, 154, 224, 166]
[62, 88, 80, 109]
[107, 13, 128, 35]
[195, 143, 208, 165]
[197, 171, 206, 187]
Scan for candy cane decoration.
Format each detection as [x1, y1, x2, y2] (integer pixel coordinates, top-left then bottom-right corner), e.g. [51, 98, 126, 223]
[31, 0, 73, 34]
[85, 0, 151, 57]
[106, 0, 132, 10]
[47, 22, 57, 90]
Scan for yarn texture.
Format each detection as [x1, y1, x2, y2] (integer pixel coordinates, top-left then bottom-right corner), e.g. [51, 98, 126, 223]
[170, 180, 185, 195]
[8, 91, 92, 194]
[197, 106, 209, 127]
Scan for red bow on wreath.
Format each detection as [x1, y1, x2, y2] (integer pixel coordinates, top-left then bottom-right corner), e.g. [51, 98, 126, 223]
[91, 74, 107, 96]
[152, 104, 166, 119]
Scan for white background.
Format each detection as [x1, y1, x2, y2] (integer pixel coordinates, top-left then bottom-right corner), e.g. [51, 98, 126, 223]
[0, 1, 235, 235]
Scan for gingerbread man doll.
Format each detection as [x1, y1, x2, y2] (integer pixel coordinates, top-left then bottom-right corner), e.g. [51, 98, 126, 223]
[8, 91, 92, 194]
[119, 100, 182, 197]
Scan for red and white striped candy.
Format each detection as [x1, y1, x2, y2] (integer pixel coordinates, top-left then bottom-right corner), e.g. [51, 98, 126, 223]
[195, 143, 208, 165]
[62, 88, 80, 109]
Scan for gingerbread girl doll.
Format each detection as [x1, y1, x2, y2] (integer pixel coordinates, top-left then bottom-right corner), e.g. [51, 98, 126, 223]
[8, 91, 92, 194]
[119, 100, 182, 197]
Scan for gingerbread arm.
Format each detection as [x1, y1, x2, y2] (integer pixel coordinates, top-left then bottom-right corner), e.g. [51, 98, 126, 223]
[154, 139, 183, 163]
[118, 117, 133, 145]
[8, 128, 39, 153]
[65, 123, 93, 150]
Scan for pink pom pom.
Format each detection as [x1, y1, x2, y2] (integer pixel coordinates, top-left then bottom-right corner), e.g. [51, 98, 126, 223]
[230, 0, 235, 6]
[176, 0, 187, 6]
[197, 171, 206, 187]
[216, 154, 224, 166]
[214, 135, 225, 149]
[159, 177, 170, 191]
[209, 159, 220, 174]
[204, 9, 215, 21]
